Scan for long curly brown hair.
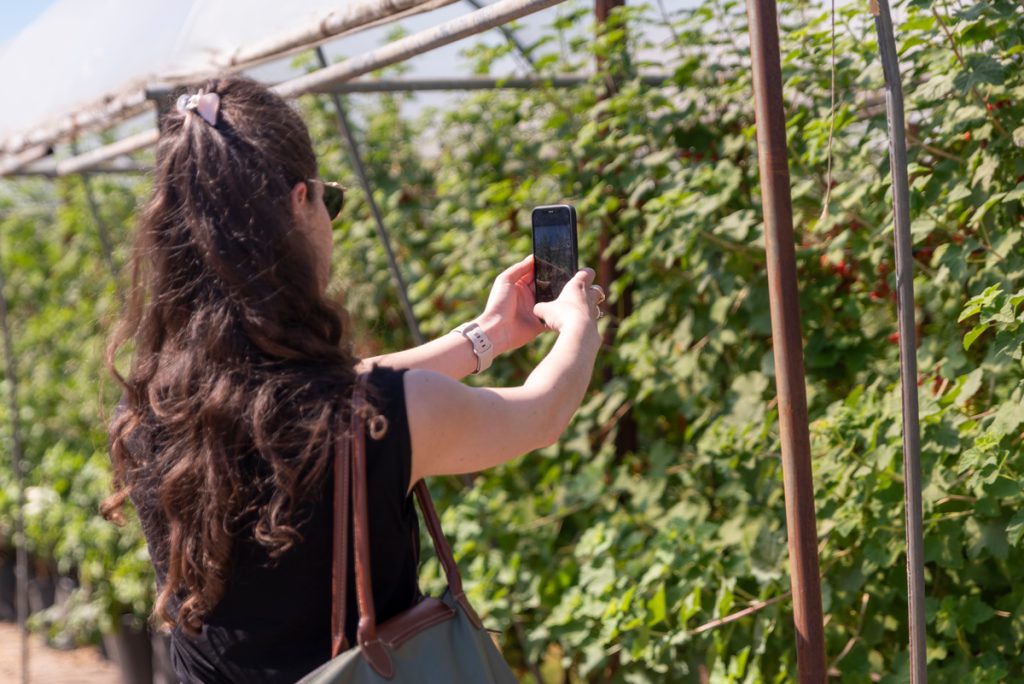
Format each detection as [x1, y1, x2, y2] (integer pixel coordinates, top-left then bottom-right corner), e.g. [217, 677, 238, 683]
[103, 76, 357, 635]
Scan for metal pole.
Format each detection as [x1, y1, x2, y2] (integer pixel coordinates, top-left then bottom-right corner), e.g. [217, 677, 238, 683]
[277, 0, 569, 97]
[71, 140, 120, 282]
[872, 0, 926, 680]
[148, 75, 674, 97]
[314, 48, 424, 346]
[0, 227, 30, 684]
[0, 145, 50, 177]
[463, 0, 537, 70]
[54, 0, 573, 176]
[745, 0, 826, 681]
[4, 163, 150, 178]
[56, 129, 158, 177]
[0, 0, 458, 159]
[594, 0, 638, 462]
[220, 0, 457, 70]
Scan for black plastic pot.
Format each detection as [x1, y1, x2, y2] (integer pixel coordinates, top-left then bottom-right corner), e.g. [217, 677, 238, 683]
[27, 569, 55, 615]
[103, 614, 154, 684]
[27, 557, 56, 614]
[0, 549, 15, 622]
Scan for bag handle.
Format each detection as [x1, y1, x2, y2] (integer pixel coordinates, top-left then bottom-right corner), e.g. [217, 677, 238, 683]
[411, 482, 483, 629]
[330, 401, 352, 658]
[331, 373, 485, 667]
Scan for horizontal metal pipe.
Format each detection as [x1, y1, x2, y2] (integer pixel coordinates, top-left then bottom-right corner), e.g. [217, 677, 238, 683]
[56, 129, 158, 176]
[326, 73, 671, 92]
[275, 0, 568, 97]
[0, 0, 456, 157]
[219, 0, 457, 70]
[1, 90, 151, 158]
[53, 0, 571, 175]
[146, 74, 674, 100]
[7, 163, 150, 178]
[0, 144, 50, 177]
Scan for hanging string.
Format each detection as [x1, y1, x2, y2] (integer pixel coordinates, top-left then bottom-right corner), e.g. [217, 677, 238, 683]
[820, 0, 837, 223]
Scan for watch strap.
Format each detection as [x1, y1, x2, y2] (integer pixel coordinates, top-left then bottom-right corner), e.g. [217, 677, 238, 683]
[452, 321, 495, 374]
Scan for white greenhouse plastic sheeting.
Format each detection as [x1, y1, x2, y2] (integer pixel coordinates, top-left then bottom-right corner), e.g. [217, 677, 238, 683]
[0, 0, 455, 148]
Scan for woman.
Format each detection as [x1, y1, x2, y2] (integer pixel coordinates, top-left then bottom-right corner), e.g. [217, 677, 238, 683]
[104, 76, 601, 683]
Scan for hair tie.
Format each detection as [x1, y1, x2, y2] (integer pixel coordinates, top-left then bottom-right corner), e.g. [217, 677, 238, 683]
[176, 91, 221, 127]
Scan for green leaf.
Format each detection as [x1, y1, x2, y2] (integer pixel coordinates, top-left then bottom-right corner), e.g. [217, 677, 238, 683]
[963, 324, 989, 350]
[1013, 126, 1024, 149]
[646, 583, 667, 626]
[1006, 510, 1024, 547]
[955, 368, 985, 407]
[678, 586, 702, 628]
[955, 54, 1006, 90]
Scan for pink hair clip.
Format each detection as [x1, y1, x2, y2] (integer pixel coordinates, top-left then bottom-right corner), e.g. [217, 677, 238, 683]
[176, 91, 221, 127]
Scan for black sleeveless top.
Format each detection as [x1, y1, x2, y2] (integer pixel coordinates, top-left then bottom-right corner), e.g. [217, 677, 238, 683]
[119, 366, 421, 683]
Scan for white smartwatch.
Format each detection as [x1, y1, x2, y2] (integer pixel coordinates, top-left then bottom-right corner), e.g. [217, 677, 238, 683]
[452, 321, 495, 374]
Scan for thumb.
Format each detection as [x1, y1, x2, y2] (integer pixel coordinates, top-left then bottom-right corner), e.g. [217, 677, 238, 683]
[532, 301, 554, 327]
[498, 254, 534, 284]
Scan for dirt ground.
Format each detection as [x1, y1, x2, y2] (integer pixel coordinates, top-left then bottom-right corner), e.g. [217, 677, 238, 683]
[0, 622, 118, 684]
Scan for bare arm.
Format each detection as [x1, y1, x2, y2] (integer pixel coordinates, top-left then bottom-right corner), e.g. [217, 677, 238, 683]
[404, 269, 602, 494]
[357, 316, 501, 380]
[357, 255, 542, 380]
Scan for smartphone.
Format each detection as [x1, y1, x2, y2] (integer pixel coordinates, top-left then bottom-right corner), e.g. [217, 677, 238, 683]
[531, 204, 578, 303]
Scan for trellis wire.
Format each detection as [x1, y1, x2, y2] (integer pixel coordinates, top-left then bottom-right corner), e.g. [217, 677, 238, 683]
[71, 140, 120, 284]
[871, 0, 927, 680]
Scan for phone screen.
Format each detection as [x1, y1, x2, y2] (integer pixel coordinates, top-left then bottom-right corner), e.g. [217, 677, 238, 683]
[532, 205, 577, 303]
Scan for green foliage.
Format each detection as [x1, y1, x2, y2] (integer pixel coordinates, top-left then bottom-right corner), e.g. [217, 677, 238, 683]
[0, 172, 150, 644]
[1, 0, 1023, 680]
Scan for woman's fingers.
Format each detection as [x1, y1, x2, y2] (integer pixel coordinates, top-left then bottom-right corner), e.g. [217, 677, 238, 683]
[498, 254, 534, 285]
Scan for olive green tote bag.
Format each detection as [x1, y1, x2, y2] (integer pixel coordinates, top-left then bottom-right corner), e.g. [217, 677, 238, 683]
[298, 376, 517, 684]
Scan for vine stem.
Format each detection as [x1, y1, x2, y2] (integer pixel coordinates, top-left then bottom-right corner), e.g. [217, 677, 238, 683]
[688, 591, 791, 635]
[820, 0, 837, 223]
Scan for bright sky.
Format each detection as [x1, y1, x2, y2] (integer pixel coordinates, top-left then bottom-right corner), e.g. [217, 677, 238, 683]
[0, 0, 53, 46]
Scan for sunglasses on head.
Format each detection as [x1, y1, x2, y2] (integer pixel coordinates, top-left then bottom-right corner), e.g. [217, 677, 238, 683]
[308, 179, 346, 220]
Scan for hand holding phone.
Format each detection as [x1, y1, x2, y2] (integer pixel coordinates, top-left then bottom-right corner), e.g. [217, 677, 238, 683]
[531, 204, 578, 303]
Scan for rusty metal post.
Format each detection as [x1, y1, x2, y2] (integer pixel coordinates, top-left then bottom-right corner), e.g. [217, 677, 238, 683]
[745, 0, 826, 681]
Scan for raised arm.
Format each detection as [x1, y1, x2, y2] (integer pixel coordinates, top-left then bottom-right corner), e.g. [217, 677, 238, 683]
[404, 269, 602, 493]
[357, 255, 543, 379]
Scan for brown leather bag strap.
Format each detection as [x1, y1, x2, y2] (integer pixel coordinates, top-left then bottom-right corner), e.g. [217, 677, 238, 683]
[330, 399, 352, 658]
[349, 374, 395, 677]
[412, 482, 483, 629]
[334, 371, 484, 675]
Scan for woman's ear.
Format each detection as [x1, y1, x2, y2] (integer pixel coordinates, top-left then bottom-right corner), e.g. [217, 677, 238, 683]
[290, 180, 310, 220]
